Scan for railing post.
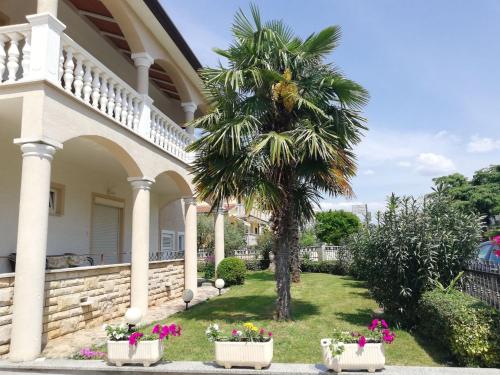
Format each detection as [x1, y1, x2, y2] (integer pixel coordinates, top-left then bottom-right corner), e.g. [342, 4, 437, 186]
[26, 13, 65, 84]
[137, 95, 153, 138]
[318, 244, 325, 262]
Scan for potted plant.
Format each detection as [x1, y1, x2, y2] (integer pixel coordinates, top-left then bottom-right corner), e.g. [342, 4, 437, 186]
[106, 323, 181, 367]
[320, 319, 396, 373]
[206, 322, 273, 370]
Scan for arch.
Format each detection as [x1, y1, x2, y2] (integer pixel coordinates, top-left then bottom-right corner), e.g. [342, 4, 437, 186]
[62, 135, 143, 177]
[154, 169, 194, 198]
[154, 58, 198, 104]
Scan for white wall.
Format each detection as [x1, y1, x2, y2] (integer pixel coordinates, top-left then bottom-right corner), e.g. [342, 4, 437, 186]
[159, 199, 186, 251]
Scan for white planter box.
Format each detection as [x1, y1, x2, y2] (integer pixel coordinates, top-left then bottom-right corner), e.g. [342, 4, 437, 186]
[107, 340, 163, 367]
[215, 339, 273, 370]
[321, 339, 385, 373]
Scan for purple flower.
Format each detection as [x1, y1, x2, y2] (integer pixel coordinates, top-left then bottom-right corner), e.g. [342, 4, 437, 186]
[381, 319, 388, 329]
[128, 332, 143, 346]
[358, 336, 366, 348]
[160, 325, 170, 340]
[152, 324, 161, 334]
[169, 324, 178, 336]
[369, 319, 379, 331]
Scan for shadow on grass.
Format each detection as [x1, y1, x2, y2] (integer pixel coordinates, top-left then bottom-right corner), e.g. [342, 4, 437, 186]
[335, 308, 375, 325]
[413, 332, 454, 366]
[245, 271, 275, 282]
[184, 295, 319, 322]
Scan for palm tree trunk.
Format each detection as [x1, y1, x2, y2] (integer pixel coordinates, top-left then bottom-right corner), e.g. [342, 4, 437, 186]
[291, 216, 301, 283]
[273, 198, 293, 320]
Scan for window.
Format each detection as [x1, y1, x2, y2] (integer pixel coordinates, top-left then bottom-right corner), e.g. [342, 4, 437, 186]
[160, 230, 175, 259]
[49, 183, 65, 216]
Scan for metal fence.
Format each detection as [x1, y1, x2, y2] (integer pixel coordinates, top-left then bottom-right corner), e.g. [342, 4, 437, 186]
[463, 261, 500, 310]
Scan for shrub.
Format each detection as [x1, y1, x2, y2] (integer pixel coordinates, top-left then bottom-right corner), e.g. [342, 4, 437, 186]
[216, 257, 246, 285]
[346, 193, 483, 326]
[419, 289, 500, 367]
[300, 260, 346, 275]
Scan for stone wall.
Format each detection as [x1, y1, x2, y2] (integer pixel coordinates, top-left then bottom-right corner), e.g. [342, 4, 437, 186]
[0, 260, 184, 356]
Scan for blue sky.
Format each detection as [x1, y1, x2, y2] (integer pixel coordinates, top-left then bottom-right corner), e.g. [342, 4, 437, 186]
[162, 0, 500, 213]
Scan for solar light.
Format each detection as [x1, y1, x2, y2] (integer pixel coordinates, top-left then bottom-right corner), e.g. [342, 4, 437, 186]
[124, 307, 142, 332]
[183, 289, 194, 310]
[215, 278, 225, 295]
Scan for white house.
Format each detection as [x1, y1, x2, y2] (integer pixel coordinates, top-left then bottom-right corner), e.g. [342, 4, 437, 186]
[0, 0, 225, 361]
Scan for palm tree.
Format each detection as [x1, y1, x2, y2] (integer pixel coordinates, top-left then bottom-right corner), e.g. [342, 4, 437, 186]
[188, 5, 368, 320]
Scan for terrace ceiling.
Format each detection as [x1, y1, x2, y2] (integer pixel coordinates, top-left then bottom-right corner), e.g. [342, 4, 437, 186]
[67, 0, 181, 100]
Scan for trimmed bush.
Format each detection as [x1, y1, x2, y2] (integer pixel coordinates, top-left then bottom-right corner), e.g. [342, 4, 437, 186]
[216, 257, 246, 285]
[419, 289, 500, 367]
[244, 259, 269, 271]
[300, 260, 346, 275]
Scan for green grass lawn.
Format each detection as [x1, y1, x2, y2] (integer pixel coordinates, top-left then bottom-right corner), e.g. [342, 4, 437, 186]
[143, 271, 450, 365]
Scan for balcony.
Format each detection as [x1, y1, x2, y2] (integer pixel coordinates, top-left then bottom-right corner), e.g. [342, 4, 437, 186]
[0, 18, 195, 164]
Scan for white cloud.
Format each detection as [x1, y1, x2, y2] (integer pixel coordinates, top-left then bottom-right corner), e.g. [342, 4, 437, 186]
[434, 130, 460, 142]
[363, 169, 375, 175]
[467, 136, 500, 153]
[397, 161, 412, 167]
[415, 153, 456, 176]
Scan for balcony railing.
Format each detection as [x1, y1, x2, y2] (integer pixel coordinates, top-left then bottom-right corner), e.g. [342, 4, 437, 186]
[0, 19, 194, 164]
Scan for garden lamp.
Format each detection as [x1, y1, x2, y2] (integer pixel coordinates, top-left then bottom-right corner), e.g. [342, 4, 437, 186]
[183, 289, 194, 310]
[124, 307, 142, 332]
[215, 278, 225, 295]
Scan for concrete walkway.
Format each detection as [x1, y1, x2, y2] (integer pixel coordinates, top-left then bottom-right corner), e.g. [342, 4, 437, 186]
[41, 285, 225, 359]
[0, 360, 498, 375]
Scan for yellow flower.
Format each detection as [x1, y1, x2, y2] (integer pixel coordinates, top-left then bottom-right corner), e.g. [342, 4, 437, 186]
[244, 322, 257, 331]
[271, 68, 298, 113]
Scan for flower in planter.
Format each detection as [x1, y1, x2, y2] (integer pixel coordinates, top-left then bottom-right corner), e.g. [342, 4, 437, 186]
[330, 319, 396, 355]
[206, 323, 273, 343]
[106, 322, 182, 346]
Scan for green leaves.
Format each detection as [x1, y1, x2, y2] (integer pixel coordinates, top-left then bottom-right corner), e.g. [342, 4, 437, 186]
[189, 4, 368, 227]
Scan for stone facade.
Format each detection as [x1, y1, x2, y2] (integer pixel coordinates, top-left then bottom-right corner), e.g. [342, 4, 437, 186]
[0, 260, 184, 356]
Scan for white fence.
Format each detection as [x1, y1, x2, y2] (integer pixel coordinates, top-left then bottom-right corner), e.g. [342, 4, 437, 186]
[197, 245, 346, 262]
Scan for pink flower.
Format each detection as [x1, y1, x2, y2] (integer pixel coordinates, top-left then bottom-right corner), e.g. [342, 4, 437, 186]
[369, 319, 379, 331]
[495, 249, 500, 257]
[381, 320, 388, 329]
[259, 328, 265, 335]
[169, 324, 178, 336]
[160, 325, 170, 340]
[358, 336, 366, 348]
[176, 324, 182, 337]
[268, 332, 273, 338]
[383, 331, 396, 344]
[152, 324, 161, 334]
[128, 332, 143, 346]
[232, 329, 238, 336]
[492, 236, 500, 246]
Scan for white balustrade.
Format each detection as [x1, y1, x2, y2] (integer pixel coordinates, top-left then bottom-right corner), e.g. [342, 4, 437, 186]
[0, 24, 31, 83]
[150, 105, 195, 164]
[60, 34, 143, 131]
[0, 25, 194, 164]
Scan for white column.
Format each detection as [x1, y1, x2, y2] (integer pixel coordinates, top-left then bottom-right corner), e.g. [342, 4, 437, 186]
[26, 13, 65, 84]
[128, 177, 154, 317]
[214, 205, 225, 270]
[184, 197, 197, 295]
[37, 0, 59, 16]
[131, 52, 154, 96]
[10, 142, 57, 362]
[181, 102, 197, 136]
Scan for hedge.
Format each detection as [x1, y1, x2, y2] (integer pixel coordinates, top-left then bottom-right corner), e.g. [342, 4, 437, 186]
[300, 260, 347, 275]
[419, 289, 500, 367]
